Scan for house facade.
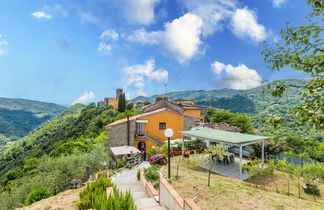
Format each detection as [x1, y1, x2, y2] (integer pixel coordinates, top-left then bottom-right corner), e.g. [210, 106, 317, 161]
[106, 107, 198, 153]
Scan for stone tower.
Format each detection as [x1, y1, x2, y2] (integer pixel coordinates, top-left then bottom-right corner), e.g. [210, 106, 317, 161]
[116, 88, 123, 99]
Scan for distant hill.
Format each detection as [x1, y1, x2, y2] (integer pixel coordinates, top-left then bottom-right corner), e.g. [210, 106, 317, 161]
[0, 97, 66, 144]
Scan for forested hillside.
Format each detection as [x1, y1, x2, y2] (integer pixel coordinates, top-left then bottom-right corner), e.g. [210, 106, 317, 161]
[0, 103, 141, 209]
[132, 80, 324, 141]
[0, 97, 66, 144]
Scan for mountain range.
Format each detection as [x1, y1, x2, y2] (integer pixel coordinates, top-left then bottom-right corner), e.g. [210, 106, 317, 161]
[0, 97, 66, 144]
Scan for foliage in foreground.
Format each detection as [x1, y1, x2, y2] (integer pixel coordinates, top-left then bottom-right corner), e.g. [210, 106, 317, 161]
[262, 0, 324, 129]
[78, 177, 136, 210]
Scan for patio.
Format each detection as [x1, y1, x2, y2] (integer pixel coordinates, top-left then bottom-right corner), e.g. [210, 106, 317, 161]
[180, 129, 270, 180]
[200, 157, 250, 180]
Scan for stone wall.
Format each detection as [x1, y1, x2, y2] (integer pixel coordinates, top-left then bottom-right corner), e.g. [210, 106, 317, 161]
[107, 121, 136, 147]
[183, 116, 196, 131]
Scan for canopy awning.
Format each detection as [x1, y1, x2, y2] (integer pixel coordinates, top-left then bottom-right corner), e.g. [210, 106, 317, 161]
[180, 129, 269, 146]
[180, 129, 269, 180]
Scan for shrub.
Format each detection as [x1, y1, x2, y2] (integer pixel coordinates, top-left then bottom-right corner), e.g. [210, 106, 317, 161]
[78, 177, 136, 210]
[144, 166, 160, 182]
[149, 154, 167, 165]
[148, 144, 169, 158]
[126, 163, 134, 169]
[25, 187, 50, 205]
[5, 169, 21, 181]
[23, 158, 40, 172]
[173, 139, 206, 151]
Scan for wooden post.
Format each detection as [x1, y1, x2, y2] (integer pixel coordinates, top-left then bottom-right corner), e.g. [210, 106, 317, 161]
[85, 165, 91, 180]
[261, 140, 265, 163]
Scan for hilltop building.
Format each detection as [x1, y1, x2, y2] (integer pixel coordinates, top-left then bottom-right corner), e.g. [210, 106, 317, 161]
[97, 88, 124, 110]
[106, 96, 201, 154]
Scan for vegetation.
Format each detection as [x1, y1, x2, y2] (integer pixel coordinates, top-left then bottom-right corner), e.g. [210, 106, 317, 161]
[0, 97, 66, 144]
[0, 103, 141, 209]
[201, 145, 226, 186]
[118, 93, 126, 112]
[148, 154, 167, 165]
[207, 109, 254, 133]
[173, 139, 206, 151]
[78, 176, 136, 210]
[25, 187, 51, 205]
[262, 0, 323, 129]
[163, 156, 324, 210]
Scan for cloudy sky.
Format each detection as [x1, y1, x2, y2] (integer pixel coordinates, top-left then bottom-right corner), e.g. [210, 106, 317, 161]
[0, 0, 310, 105]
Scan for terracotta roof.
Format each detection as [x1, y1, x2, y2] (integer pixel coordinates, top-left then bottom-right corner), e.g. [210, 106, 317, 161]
[205, 122, 242, 133]
[105, 108, 197, 127]
[143, 100, 184, 113]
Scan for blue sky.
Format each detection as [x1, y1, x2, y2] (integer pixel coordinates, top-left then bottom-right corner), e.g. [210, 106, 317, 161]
[0, 0, 311, 106]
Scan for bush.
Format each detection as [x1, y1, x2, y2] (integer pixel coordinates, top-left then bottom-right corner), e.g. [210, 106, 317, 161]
[125, 163, 134, 169]
[173, 139, 206, 151]
[78, 177, 136, 210]
[144, 166, 160, 182]
[149, 154, 167, 165]
[5, 169, 21, 181]
[25, 187, 50, 205]
[148, 144, 169, 158]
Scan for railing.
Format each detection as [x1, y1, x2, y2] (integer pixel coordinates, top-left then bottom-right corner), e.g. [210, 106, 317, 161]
[134, 130, 163, 146]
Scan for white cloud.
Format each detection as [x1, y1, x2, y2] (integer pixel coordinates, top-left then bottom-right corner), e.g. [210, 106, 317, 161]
[211, 61, 226, 74]
[71, 92, 95, 105]
[180, 0, 236, 36]
[127, 13, 204, 64]
[230, 8, 267, 42]
[123, 59, 168, 96]
[271, 0, 287, 8]
[99, 29, 119, 41]
[31, 11, 52, 19]
[126, 28, 160, 45]
[212, 61, 262, 90]
[97, 42, 112, 55]
[0, 34, 8, 55]
[120, 0, 161, 25]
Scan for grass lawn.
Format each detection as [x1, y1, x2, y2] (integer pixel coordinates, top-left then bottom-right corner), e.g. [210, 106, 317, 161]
[161, 156, 324, 210]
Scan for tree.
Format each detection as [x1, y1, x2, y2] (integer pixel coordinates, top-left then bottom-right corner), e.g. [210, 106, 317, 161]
[201, 145, 226, 186]
[126, 102, 134, 110]
[291, 164, 304, 198]
[118, 93, 126, 112]
[262, 1, 323, 130]
[276, 160, 294, 196]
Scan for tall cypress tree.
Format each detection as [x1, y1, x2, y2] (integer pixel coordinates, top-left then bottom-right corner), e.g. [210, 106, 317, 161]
[118, 93, 126, 112]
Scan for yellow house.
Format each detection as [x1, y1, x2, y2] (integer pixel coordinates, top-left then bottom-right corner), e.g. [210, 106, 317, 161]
[106, 108, 198, 153]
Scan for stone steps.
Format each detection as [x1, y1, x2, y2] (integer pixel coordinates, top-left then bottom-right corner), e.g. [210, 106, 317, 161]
[111, 162, 166, 210]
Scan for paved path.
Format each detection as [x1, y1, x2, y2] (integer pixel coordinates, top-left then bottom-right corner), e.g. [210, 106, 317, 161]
[111, 162, 166, 210]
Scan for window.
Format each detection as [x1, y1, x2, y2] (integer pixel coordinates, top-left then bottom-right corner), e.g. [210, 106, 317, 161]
[159, 122, 166, 130]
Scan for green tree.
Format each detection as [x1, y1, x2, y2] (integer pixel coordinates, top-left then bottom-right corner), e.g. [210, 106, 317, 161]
[118, 93, 126, 112]
[262, 1, 323, 129]
[126, 102, 134, 110]
[201, 145, 226, 186]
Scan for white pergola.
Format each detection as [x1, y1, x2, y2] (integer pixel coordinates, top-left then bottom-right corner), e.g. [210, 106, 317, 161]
[180, 129, 269, 180]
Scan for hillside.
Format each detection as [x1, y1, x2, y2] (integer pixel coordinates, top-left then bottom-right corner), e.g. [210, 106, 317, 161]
[132, 80, 323, 141]
[0, 103, 142, 209]
[0, 97, 66, 144]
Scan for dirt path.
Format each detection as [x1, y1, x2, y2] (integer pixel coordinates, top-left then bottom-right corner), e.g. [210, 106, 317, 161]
[17, 188, 82, 210]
